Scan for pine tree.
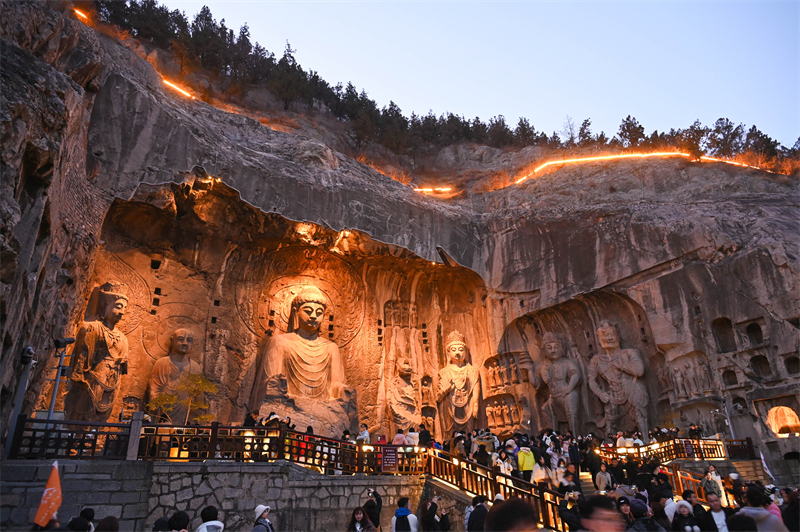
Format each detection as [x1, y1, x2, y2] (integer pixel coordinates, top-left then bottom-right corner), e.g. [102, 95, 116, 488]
[618, 115, 646, 148]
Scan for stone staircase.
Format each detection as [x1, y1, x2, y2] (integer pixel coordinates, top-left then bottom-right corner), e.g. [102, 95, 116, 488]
[580, 471, 595, 494]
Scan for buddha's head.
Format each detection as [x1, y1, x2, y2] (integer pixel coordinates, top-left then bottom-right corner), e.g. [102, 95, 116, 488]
[98, 282, 128, 327]
[169, 328, 194, 357]
[542, 332, 565, 361]
[290, 286, 328, 333]
[397, 357, 413, 377]
[597, 321, 620, 350]
[445, 331, 469, 366]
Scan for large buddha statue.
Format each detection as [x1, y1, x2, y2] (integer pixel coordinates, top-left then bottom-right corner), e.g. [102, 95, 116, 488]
[64, 282, 129, 422]
[531, 332, 582, 434]
[148, 328, 203, 424]
[588, 321, 650, 440]
[251, 286, 355, 434]
[436, 331, 480, 434]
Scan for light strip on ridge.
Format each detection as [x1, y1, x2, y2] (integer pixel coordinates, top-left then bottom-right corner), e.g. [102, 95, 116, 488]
[74, 9, 89, 20]
[514, 152, 776, 184]
[162, 79, 196, 99]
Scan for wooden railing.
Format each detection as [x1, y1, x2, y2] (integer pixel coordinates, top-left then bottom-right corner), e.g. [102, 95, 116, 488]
[7, 414, 131, 460]
[596, 437, 754, 464]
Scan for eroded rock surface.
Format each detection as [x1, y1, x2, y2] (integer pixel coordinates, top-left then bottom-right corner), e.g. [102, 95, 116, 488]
[1, 1, 798, 485]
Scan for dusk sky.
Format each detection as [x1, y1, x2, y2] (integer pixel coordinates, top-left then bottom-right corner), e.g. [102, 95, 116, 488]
[162, 1, 799, 146]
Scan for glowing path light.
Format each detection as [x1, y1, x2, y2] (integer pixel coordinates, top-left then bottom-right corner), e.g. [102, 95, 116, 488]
[73, 9, 89, 20]
[514, 151, 774, 185]
[162, 78, 196, 99]
[414, 187, 452, 193]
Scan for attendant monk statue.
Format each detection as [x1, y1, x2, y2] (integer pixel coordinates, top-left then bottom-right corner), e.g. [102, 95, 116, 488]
[436, 331, 480, 434]
[588, 321, 650, 440]
[149, 328, 203, 424]
[389, 357, 419, 431]
[531, 332, 582, 435]
[65, 282, 129, 422]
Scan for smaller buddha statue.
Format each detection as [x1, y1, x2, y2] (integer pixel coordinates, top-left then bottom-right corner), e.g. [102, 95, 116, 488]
[148, 328, 203, 424]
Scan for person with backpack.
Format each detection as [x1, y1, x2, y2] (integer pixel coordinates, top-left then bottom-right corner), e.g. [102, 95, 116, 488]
[391, 497, 419, 532]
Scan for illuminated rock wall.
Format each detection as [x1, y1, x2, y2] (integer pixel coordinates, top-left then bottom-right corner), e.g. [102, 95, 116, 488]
[1, 1, 798, 484]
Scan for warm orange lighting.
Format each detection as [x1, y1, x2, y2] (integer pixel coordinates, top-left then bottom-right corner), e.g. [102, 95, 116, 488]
[162, 78, 195, 99]
[414, 187, 453, 194]
[514, 151, 776, 184]
[73, 9, 89, 20]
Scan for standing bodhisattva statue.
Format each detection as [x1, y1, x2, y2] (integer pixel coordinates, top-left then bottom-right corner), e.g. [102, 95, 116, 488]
[531, 332, 581, 435]
[252, 286, 347, 403]
[437, 331, 480, 434]
[65, 282, 129, 422]
[588, 321, 650, 440]
[148, 328, 203, 424]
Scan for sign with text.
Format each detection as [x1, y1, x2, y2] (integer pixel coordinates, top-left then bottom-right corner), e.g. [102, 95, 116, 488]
[382, 446, 398, 472]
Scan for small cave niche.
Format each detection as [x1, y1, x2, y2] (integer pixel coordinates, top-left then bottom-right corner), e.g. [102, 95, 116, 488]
[750, 355, 771, 378]
[711, 317, 737, 353]
[746, 323, 764, 345]
[784, 356, 800, 375]
[722, 369, 738, 386]
[766, 406, 800, 435]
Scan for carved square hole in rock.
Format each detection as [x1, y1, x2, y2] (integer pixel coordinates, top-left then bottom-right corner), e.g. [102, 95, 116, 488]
[267, 330, 273, 336]
[150, 310, 156, 315]
[150, 260, 161, 270]
[329, 315, 334, 321]
[378, 328, 382, 335]
[328, 324, 334, 331]
[152, 298, 160, 306]
[270, 309, 275, 316]
[423, 339, 428, 344]
[214, 300, 220, 307]
[425, 347, 429, 353]
[378, 319, 382, 326]
[694, 306, 702, 315]
[585, 331, 591, 339]
[328, 333, 334, 339]
[422, 323, 427, 329]
[154, 288, 162, 295]
[422, 331, 427, 338]
[268, 320, 274, 327]
[211, 317, 217, 324]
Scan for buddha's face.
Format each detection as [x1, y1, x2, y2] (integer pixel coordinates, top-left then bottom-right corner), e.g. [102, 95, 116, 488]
[171, 329, 194, 356]
[544, 340, 564, 360]
[398, 358, 413, 377]
[597, 324, 619, 350]
[447, 343, 467, 364]
[103, 298, 127, 326]
[296, 302, 326, 332]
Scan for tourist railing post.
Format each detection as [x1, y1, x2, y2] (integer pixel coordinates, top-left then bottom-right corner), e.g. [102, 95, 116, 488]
[209, 422, 219, 460]
[126, 411, 144, 460]
[6, 413, 27, 459]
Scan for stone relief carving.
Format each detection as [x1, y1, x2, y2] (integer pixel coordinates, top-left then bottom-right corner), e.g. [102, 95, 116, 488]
[672, 366, 688, 398]
[588, 320, 650, 438]
[669, 352, 716, 401]
[437, 331, 481, 434]
[388, 356, 419, 431]
[531, 332, 582, 435]
[148, 328, 203, 424]
[64, 282, 130, 422]
[251, 285, 357, 435]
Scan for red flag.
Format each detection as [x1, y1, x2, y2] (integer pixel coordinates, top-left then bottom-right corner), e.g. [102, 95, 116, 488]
[34, 461, 61, 527]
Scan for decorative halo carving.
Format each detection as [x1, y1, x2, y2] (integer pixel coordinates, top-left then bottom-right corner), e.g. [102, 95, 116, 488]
[90, 251, 149, 335]
[233, 246, 365, 346]
[142, 303, 206, 361]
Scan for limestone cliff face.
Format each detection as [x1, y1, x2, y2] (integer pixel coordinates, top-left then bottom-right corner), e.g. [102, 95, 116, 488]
[1, 1, 798, 482]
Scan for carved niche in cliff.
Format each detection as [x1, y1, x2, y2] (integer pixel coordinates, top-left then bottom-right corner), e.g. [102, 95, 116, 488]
[499, 291, 661, 437]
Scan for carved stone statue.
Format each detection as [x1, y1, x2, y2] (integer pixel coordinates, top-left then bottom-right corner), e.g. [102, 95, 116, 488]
[501, 402, 512, 426]
[251, 286, 356, 435]
[510, 403, 520, 425]
[684, 361, 698, 395]
[65, 282, 130, 422]
[672, 366, 687, 397]
[421, 377, 432, 405]
[148, 328, 203, 424]
[588, 321, 650, 439]
[531, 332, 582, 435]
[502, 362, 511, 386]
[486, 404, 496, 427]
[491, 363, 500, 388]
[656, 364, 672, 392]
[389, 357, 419, 431]
[510, 361, 520, 383]
[436, 331, 480, 434]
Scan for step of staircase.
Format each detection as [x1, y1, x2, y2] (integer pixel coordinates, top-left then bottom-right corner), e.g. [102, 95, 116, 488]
[580, 471, 595, 494]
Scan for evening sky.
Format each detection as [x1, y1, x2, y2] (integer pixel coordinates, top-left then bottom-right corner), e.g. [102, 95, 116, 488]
[160, 1, 799, 146]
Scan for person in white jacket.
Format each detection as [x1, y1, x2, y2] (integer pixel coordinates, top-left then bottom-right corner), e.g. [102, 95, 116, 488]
[391, 497, 419, 532]
[197, 506, 225, 532]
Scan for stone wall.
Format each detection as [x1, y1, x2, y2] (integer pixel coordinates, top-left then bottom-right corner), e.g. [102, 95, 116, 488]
[0, 460, 152, 530]
[3, 460, 475, 532]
